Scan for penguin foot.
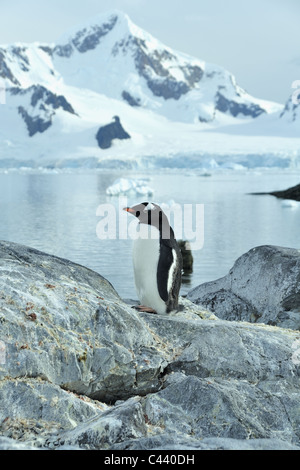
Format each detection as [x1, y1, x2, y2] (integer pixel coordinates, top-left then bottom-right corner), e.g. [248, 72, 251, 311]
[132, 305, 157, 314]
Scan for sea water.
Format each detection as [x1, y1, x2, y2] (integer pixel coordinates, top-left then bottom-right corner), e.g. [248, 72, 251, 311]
[0, 167, 299, 298]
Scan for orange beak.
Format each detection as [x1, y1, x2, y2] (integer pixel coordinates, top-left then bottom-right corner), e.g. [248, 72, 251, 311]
[123, 207, 135, 213]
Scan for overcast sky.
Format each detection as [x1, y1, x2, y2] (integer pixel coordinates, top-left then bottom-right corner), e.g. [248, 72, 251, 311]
[0, 0, 299, 104]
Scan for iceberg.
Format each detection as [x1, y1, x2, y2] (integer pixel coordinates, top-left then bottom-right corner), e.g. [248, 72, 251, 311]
[281, 199, 300, 209]
[106, 177, 154, 196]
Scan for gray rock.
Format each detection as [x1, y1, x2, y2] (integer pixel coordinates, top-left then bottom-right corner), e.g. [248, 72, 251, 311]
[96, 116, 130, 149]
[215, 91, 266, 118]
[133, 37, 203, 101]
[280, 95, 300, 122]
[0, 436, 39, 450]
[122, 91, 141, 107]
[0, 378, 105, 446]
[54, 14, 118, 57]
[143, 374, 300, 443]
[113, 434, 300, 450]
[55, 396, 147, 450]
[187, 245, 300, 329]
[15, 85, 76, 137]
[270, 183, 300, 202]
[251, 182, 300, 201]
[1, 240, 300, 450]
[0, 240, 169, 403]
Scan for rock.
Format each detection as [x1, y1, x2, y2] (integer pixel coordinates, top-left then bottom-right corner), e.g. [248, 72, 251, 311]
[112, 435, 300, 451]
[0, 436, 39, 450]
[1, 241, 300, 450]
[271, 183, 300, 202]
[121, 91, 141, 107]
[56, 396, 147, 450]
[54, 14, 118, 56]
[96, 116, 130, 149]
[0, 377, 105, 447]
[215, 91, 266, 118]
[0, 240, 171, 403]
[251, 182, 300, 202]
[187, 245, 300, 329]
[280, 95, 300, 122]
[15, 85, 76, 137]
[133, 38, 203, 101]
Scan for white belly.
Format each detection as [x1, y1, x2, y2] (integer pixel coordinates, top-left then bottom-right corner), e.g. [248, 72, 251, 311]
[132, 225, 167, 314]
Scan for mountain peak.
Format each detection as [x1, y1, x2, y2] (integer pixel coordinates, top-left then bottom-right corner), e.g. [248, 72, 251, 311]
[55, 10, 137, 49]
[54, 10, 164, 60]
[0, 8, 286, 157]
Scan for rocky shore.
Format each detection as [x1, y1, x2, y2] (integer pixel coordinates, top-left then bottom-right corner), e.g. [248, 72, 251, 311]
[251, 182, 300, 202]
[0, 241, 300, 450]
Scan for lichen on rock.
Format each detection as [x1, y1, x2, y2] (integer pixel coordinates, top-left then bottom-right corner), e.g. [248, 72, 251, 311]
[0, 240, 300, 450]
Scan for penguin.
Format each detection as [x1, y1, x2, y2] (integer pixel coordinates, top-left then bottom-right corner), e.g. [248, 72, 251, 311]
[124, 202, 182, 314]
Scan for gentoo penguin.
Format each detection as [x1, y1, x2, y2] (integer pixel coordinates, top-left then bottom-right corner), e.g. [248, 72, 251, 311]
[124, 202, 182, 314]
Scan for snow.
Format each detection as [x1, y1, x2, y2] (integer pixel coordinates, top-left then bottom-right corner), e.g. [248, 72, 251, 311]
[0, 10, 299, 171]
[106, 178, 154, 196]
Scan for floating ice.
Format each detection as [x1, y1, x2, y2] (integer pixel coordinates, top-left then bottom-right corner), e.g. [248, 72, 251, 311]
[106, 177, 154, 196]
[281, 199, 300, 209]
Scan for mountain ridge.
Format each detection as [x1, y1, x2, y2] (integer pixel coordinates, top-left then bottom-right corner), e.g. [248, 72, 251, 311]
[0, 10, 298, 168]
[1, 10, 281, 121]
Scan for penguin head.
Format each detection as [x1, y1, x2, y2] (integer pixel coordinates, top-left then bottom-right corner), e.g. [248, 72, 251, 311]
[124, 202, 171, 236]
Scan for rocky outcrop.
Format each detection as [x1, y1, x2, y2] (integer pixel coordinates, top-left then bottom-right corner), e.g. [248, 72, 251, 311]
[128, 36, 204, 101]
[121, 90, 141, 107]
[18, 106, 52, 136]
[251, 182, 300, 201]
[215, 91, 266, 118]
[0, 241, 300, 450]
[270, 183, 300, 202]
[54, 14, 118, 57]
[280, 95, 300, 122]
[96, 116, 131, 149]
[187, 245, 300, 330]
[0, 49, 21, 85]
[15, 85, 76, 137]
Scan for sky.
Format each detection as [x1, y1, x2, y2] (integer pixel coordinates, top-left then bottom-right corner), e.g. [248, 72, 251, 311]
[0, 0, 299, 104]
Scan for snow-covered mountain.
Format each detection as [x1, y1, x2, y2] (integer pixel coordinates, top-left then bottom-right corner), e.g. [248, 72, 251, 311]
[0, 10, 298, 169]
[52, 11, 280, 122]
[280, 96, 300, 123]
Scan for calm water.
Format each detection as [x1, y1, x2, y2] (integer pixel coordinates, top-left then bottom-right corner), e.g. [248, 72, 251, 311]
[0, 168, 299, 299]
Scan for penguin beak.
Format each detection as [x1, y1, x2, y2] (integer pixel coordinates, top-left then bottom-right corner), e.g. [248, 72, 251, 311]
[123, 207, 135, 214]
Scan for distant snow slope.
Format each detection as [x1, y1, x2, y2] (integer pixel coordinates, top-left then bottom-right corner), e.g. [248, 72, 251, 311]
[280, 96, 300, 123]
[0, 10, 299, 169]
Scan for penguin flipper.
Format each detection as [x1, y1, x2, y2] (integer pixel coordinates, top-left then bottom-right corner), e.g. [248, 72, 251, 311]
[157, 242, 174, 303]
